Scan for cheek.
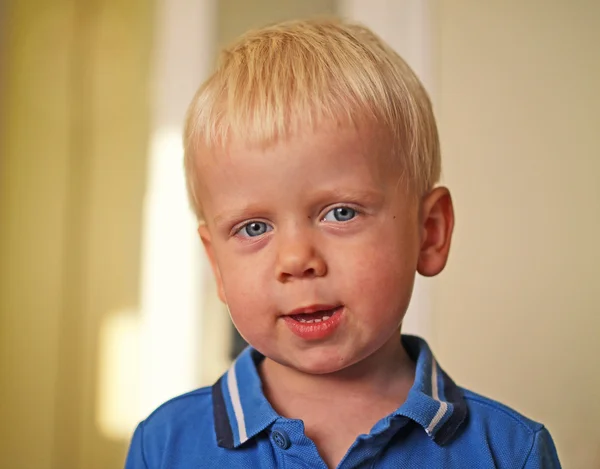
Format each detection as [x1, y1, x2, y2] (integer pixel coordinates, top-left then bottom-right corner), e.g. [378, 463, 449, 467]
[220, 266, 263, 308]
[216, 258, 274, 336]
[222, 279, 270, 344]
[346, 251, 415, 301]
[214, 247, 264, 297]
[338, 229, 419, 315]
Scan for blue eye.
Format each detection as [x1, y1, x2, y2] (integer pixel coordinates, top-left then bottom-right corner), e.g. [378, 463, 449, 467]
[237, 221, 272, 237]
[323, 206, 357, 222]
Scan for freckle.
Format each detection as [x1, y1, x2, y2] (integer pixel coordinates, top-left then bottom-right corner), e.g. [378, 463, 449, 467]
[393, 216, 396, 219]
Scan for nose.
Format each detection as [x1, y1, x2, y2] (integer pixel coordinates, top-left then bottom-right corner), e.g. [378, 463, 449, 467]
[275, 234, 327, 282]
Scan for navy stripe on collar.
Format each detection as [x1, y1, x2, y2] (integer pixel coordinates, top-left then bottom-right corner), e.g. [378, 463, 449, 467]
[211, 375, 234, 448]
[434, 369, 468, 444]
[212, 335, 468, 449]
[212, 348, 279, 449]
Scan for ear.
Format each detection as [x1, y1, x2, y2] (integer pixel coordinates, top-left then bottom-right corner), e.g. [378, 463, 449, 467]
[417, 187, 455, 277]
[198, 224, 227, 303]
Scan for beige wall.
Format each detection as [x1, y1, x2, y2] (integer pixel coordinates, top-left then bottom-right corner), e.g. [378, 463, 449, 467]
[0, 3, 72, 466]
[217, 0, 336, 48]
[0, 1, 153, 468]
[434, 1, 600, 468]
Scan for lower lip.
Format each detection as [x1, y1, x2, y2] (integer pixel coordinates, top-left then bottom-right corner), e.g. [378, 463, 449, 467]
[282, 307, 344, 340]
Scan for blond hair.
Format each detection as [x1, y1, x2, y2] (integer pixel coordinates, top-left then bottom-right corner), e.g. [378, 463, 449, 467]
[184, 18, 440, 220]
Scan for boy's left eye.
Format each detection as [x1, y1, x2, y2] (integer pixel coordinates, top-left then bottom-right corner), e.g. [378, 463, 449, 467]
[322, 206, 357, 222]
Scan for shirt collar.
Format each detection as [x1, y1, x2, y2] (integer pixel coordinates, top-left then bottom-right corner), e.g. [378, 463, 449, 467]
[212, 346, 279, 448]
[395, 335, 468, 445]
[212, 335, 467, 449]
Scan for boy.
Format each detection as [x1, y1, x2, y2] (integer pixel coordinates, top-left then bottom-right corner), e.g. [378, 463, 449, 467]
[126, 18, 561, 468]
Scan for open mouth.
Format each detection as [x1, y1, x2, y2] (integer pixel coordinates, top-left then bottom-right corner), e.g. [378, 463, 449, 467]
[283, 305, 344, 340]
[289, 306, 341, 323]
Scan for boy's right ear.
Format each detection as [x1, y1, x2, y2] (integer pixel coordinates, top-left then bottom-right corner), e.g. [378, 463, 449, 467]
[197, 225, 227, 304]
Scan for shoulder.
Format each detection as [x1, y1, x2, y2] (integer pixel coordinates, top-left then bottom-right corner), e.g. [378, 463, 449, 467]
[461, 387, 543, 433]
[136, 386, 216, 463]
[142, 386, 214, 430]
[456, 388, 561, 468]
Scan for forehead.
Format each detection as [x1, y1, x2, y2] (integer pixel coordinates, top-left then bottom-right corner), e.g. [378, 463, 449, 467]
[196, 120, 396, 183]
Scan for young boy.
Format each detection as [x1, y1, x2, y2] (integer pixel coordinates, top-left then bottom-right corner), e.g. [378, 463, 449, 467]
[126, 18, 561, 468]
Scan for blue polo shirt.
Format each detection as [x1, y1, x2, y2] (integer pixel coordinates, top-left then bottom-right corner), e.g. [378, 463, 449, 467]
[125, 335, 561, 468]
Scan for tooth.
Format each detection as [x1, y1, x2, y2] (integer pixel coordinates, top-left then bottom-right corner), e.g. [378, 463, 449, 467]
[314, 318, 322, 323]
[322, 315, 330, 321]
[306, 319, 315, 323]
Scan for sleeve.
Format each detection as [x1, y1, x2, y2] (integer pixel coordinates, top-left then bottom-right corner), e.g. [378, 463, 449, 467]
[523, 427, 562, 469]
[125, 422, 149, 469]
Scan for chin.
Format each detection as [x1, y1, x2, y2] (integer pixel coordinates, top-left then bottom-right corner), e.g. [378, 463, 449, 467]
[279, 348, 358, 376]
[293, 362, 345, 375]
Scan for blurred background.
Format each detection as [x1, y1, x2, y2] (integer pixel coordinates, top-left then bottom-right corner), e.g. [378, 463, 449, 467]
[0, 0, 598, 468]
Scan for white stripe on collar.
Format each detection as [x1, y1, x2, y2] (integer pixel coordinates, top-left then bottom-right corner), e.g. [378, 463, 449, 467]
[426, 358, 449, 435]
[227, 361, 248, 443]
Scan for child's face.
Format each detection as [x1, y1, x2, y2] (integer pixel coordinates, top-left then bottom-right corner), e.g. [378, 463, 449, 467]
[196, 122, 449, 375]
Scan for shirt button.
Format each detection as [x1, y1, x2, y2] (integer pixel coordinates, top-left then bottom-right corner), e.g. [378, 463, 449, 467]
[271, 430, 291, 449]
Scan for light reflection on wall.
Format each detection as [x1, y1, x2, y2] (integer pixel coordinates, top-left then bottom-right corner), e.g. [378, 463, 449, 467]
[97, 310, 140, 439]
[96, 0, 217, 440]
[138, 129, 203, 421]
[96, 130, 202, 440]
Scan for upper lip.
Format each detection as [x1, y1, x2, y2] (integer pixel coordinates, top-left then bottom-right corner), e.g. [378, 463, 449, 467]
[286, 304, 341, 316]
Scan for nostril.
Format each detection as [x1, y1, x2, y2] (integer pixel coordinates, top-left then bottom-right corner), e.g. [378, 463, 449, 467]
[275, 245, 327, 281]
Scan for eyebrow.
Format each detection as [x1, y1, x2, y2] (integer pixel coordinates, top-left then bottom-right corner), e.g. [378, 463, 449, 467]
[308, 187, 384, 205]
[212, 204, 267, 230]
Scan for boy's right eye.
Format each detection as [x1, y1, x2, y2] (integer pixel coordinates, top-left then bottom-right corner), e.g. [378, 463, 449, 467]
[235, 221, 273, 238]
